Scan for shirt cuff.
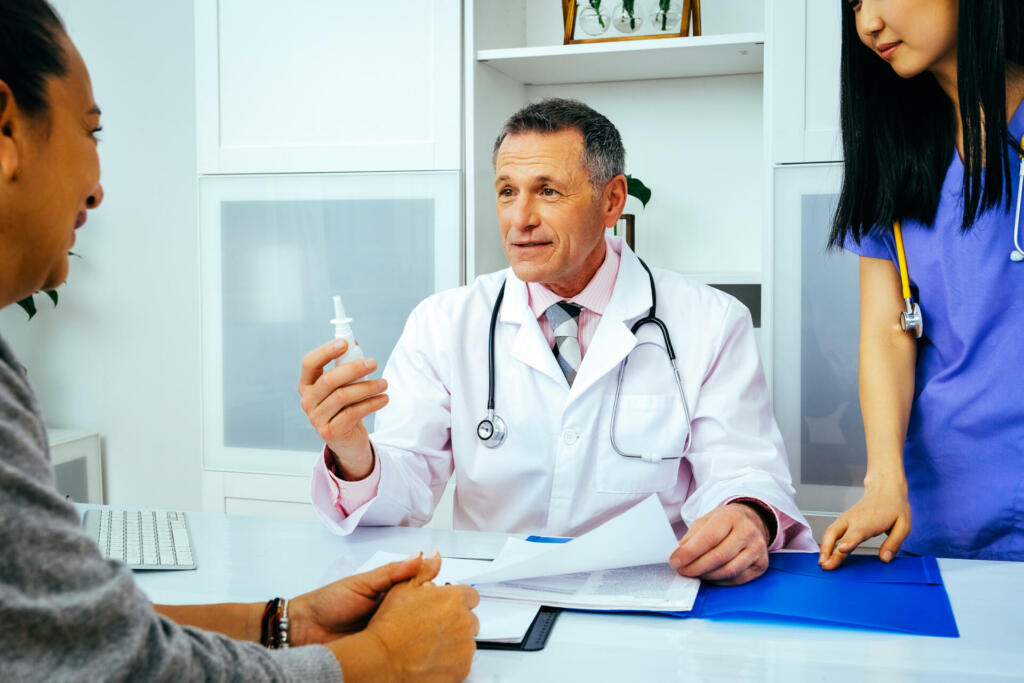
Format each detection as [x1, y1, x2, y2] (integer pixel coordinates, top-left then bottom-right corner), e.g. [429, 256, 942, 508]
[724, 496, 780, 548]
[323, 445, 381, 516]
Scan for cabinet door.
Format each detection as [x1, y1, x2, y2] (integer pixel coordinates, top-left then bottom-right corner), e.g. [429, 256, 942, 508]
[770, 0, 842, 163]
[199, 172, 460, 475]
[772, 164, 866, 516]
[195, 0, 460, 174]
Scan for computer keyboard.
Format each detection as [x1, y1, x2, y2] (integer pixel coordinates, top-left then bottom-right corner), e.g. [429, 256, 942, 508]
[83, 508, 196, 570]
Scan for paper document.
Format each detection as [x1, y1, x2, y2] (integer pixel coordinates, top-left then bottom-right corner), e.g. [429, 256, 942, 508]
[355, 495, 699, 623]
[477, 556, 699, 611]
[462, 494, 680, 584]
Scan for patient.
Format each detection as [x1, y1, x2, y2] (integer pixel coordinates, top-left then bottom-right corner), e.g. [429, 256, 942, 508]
[0, 2, 477, 681]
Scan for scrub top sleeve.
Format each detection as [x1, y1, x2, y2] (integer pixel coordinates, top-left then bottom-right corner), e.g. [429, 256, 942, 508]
[842, 227, 897, 262]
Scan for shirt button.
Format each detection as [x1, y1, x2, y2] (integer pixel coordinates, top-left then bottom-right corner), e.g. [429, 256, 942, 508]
[563, 431, 579, 445]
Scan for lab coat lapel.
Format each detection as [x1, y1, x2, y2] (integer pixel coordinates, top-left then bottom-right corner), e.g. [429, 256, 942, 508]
[500, 273, 567, 386]
[569, 245, 654, 400]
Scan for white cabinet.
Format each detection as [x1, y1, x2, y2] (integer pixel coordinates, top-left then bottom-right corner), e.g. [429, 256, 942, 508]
[769, 0, 843, 163]
[198, 172, 461, 477]
[194, 0, 460, 174]
[194, 1, 463, 517]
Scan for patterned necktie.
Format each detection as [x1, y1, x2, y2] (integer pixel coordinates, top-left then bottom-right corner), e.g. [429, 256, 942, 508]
[544, 302, 583, 386]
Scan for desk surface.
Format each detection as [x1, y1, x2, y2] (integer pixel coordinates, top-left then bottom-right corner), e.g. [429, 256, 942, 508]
[121, 508, 1023, 683]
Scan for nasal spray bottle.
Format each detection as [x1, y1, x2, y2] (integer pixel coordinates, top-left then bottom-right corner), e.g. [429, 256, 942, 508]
[331, 294, 364, 367]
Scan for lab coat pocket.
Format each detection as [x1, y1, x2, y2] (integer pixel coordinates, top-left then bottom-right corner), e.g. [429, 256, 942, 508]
[596, 394, 685, 494]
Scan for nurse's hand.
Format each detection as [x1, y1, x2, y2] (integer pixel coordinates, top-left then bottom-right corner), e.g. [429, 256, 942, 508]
[819, 480, 911, 569]
[668, 503, 770, 585]
[298, 338, 388, 480]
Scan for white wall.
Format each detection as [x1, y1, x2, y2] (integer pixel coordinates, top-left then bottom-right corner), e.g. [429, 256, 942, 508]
[0, 0, 202, 510]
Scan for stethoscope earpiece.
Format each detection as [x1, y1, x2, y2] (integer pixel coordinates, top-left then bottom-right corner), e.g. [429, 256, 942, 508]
[1011, 249, 1024, 263]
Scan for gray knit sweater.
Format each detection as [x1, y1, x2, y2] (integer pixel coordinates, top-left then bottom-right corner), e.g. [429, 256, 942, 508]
[0, 334, 344, 682]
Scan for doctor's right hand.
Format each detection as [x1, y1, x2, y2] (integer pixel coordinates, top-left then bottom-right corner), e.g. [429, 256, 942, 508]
[298, 338, 389, 480]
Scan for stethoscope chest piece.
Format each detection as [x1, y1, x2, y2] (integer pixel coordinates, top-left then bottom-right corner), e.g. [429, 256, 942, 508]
[477, 410, 507, 448]
[900, 300, 923, 339]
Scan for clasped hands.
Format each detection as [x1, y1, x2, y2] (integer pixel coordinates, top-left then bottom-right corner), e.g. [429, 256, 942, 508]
[290, 552, 479, 683]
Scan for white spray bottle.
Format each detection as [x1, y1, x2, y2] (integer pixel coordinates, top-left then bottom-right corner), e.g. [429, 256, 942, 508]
[331, 294, 364, 367]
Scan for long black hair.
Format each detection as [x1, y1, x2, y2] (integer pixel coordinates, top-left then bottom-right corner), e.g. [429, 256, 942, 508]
[0, 0, 67, 119]
[829, 0, 1024, 248]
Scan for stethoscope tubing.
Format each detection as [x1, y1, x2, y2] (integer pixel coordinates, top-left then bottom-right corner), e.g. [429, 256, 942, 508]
[479, 257, 692, 460]
[894, 141, 1024, 337]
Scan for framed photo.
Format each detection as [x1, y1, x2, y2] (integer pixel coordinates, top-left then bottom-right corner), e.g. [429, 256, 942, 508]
[563, 0, 701, 45]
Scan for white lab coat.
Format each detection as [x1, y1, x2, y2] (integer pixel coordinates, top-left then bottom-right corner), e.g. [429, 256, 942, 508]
[313, 239, 814, 546]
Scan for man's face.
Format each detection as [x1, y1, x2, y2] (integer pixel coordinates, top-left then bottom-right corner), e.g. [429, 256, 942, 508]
[0, 34, 104, 297]
[494, 129, 613, 298]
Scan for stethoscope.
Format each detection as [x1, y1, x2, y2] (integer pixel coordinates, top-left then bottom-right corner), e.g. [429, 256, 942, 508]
[476, 258, 693, 462]
[893, 143, 1024, 338]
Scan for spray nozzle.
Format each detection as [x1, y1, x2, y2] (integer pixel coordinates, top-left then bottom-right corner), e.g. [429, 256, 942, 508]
[331, 294, 352, 325]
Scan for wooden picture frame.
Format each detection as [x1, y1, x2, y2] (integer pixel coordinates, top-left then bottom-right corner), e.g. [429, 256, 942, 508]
[563, 0, 701, 45]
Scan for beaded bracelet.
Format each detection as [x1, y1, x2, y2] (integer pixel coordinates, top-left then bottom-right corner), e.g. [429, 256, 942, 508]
[260, 597, 291, 649]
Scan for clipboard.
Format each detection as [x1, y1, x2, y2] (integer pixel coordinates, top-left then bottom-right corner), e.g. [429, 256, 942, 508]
[477, 606, 561, 651]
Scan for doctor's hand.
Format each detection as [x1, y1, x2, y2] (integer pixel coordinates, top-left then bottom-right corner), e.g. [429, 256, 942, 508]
[819, 479, 911, 570]
[298, 338, 388, 480]
[329, 552, 480, 683]
[668, 503, 770, 585]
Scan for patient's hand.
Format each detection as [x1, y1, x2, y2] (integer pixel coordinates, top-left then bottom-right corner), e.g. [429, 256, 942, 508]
[668, 503, 770, 585]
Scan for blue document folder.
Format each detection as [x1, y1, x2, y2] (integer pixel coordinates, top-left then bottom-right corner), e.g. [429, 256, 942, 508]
[685, 553, 958, 638]
[525, 538, 958, 638]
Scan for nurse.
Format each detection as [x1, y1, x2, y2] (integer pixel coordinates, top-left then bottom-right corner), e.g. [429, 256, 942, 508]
[821, 0, 1024, 566]
[299, 98, 816, 586]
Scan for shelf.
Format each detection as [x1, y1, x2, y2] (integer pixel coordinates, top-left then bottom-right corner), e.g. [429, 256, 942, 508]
[476, 33, 764, 85]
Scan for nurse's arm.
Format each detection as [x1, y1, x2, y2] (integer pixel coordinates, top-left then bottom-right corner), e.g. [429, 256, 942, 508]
[819, 256, 916, 569]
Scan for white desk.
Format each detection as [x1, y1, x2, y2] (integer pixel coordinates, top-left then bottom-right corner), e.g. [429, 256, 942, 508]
[122, 509, 1023, 682]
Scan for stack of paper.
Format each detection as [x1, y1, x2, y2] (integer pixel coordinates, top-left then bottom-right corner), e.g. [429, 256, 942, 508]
[355, 495, 693, 642]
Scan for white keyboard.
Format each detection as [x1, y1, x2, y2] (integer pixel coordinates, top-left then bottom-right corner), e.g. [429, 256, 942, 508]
[83, 509, 196, 570]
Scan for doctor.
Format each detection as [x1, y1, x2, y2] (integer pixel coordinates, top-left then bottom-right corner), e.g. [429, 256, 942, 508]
[300, 99, 815, 585]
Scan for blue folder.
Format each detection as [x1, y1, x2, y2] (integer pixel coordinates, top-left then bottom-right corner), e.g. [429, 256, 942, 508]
[684, 553, 958, 638]
[524, 539, 958, 638]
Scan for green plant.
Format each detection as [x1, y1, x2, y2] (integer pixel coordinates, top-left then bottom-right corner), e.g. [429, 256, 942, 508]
[622, 0, 637, 30]
[15, 251, 76, 319]
[16, 290, 58, 320]
[588, 0, 606, 29]
[625, 174, 652, 207]
[658, 0, 672, 31]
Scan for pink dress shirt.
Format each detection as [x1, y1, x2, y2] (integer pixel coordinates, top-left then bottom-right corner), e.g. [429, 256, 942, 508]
[314, 239, 802, 548]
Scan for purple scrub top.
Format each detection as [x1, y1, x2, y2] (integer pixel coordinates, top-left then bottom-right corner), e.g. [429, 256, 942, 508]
[844, 101, 1024, 560]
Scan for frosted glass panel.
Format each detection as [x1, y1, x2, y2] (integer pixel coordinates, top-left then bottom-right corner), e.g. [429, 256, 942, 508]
[200, 172, 460, 475]
[219, 199, 435, 452]
[773, 164, 865, 513]
[799, 194, 865, 486]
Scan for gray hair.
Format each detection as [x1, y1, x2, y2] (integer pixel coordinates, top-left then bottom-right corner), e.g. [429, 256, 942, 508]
[492, 98, 625, 192]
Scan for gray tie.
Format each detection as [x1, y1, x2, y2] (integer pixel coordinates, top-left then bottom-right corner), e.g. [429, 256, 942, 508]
[545, 302, 583, 386]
